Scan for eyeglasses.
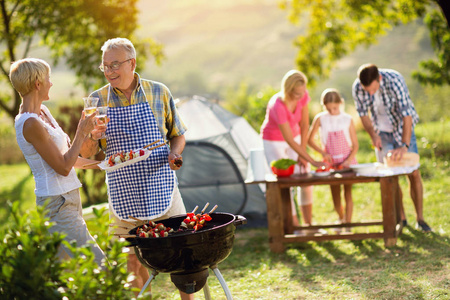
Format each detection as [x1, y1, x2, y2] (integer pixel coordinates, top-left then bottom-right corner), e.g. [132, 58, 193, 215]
[98, 58, 132, 72]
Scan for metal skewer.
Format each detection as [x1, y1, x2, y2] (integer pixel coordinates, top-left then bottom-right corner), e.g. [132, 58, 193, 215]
[121, 219, 139, 227]
[209, 205, 218, 214]
[201, 203, 210, 214]
[129, 216, 147, 226]
[143, 139, 161, 149]
[147, 143, 166, 151]
[114, 234, 137, 238]
[81, 161, 101, 168]
[109, 224, 133, 230]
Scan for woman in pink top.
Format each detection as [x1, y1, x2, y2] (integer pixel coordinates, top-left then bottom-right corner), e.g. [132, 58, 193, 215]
[261, 70, 325, 227]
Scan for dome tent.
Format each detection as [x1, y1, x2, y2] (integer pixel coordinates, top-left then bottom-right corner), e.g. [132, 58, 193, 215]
[176, 96, 268, 226]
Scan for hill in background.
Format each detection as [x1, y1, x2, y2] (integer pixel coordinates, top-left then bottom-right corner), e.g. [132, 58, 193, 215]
[136, 0, 435, 103]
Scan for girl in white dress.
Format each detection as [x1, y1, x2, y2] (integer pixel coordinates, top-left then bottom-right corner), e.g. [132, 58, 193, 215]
[11, 58, 106, 266]
[308, 88, 359, 225]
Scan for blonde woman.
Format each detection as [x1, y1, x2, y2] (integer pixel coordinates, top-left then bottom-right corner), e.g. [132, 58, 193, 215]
[260, 70, 325, 227]
[11, 58, 106, 265]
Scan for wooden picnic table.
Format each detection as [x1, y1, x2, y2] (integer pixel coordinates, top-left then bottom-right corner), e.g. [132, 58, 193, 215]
[246, 170, 408, 253]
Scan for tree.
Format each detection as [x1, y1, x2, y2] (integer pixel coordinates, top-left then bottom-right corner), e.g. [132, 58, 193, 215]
[279, 0, 449, 86]
[0, 0, 164, 121]
[412, 9, 450, 85]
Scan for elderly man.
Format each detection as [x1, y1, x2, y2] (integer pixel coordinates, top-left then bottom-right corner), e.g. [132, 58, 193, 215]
[81, 38, 193, 299]
[352, 63, 431, 232]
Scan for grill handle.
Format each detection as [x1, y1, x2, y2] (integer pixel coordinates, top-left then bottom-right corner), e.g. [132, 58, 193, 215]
[125, 238, 138, 247]
[234, 215, 247, 227]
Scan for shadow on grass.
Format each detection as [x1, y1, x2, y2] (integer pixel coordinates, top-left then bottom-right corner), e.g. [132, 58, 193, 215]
[0, 170, 33, 226]
[227, 227, 449, 299]
[400, 225, 450, 255]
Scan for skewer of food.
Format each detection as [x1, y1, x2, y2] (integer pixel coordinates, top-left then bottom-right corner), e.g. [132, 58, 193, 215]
[135, 221, 175, 238]
[102, 143, 165, 170]
[107, 149, 146, 167]
[130, 204, 218, 238]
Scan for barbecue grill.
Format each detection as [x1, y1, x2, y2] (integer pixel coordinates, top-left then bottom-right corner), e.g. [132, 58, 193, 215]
[126, 212, 247, 299]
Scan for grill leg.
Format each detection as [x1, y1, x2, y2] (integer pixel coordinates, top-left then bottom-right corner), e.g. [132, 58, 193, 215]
[203, 281, 212, 300]
[211, 266, 233, 300]
[138, 269, 158, 298]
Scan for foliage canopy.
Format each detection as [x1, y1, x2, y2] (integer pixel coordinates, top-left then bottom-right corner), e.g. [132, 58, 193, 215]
[0, 0, 164, 120]
[280, 0, 449, 86]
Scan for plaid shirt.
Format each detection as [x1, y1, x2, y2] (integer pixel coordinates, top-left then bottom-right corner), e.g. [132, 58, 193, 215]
[352, 69, 419, 145]
[90, 73, 187, 142]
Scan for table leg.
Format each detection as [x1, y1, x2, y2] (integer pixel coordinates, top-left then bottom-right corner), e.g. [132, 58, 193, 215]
[394, 180, 403, 233]
[380, 177, 399, 247]
[266, 182, 285, 253]
[281, 188, 294, 234]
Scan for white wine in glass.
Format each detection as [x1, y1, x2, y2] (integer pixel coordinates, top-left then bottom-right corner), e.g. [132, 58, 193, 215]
[84, 107, 97, 116]
[96, 114, 108, 124]
[96, 106, 108, 139]
[83, 97, 99, 116]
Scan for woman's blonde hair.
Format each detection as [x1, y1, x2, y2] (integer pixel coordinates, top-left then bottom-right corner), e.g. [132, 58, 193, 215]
[9, 58, 50, 96]
[281, 70, 308, 100]
[320, 88, 344, 106]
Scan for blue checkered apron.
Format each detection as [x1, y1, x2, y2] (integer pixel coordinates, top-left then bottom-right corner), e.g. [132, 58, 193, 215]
[105, 84, 175, 220]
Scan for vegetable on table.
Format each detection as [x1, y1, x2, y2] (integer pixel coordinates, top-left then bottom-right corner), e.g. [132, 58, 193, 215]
[270, 158, 297, 170]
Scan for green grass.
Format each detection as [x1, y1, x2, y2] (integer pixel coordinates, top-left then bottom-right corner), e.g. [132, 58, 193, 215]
[0, 164, 35, 221]
[1, 121, 449, 299]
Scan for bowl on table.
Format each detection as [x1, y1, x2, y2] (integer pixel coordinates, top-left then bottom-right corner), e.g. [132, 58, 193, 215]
[271, 165, 295, 177]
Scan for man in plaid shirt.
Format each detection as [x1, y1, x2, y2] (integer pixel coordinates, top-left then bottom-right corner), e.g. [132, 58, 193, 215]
[81, 38, 193, 299]
[352, 63, 431, 232]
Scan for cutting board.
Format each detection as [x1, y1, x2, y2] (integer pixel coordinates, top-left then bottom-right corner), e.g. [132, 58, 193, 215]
[384, 152, 420, 167]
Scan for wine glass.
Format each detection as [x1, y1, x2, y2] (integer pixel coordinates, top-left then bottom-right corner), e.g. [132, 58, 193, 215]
[96, 106, 108, 139]
[83, 97, 99, 116]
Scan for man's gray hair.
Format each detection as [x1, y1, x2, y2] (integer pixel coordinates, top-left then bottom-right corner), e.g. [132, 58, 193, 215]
[101, 37, 136, 59]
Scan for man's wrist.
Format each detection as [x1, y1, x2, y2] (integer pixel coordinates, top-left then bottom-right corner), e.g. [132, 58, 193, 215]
[401, 142, 409, 149]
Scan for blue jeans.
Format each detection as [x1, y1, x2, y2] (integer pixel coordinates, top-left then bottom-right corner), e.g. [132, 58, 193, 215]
[375, 129, 418, 162]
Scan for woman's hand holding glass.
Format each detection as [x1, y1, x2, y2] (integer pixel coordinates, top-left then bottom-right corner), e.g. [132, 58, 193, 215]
[79, 110, 97, 139]
[82, 97, 108, 141]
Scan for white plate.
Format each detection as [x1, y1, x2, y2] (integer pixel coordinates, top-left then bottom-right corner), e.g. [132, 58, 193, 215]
[99, 149, 152, 172]
[310, 170, 331, 177]
[349, 162, 382, 175]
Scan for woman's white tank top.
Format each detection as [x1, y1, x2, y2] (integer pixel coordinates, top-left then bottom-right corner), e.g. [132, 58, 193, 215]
[14, 105, 81, 197]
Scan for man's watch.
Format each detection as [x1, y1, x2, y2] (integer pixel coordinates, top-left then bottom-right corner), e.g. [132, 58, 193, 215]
[401, 142, 409, 149]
